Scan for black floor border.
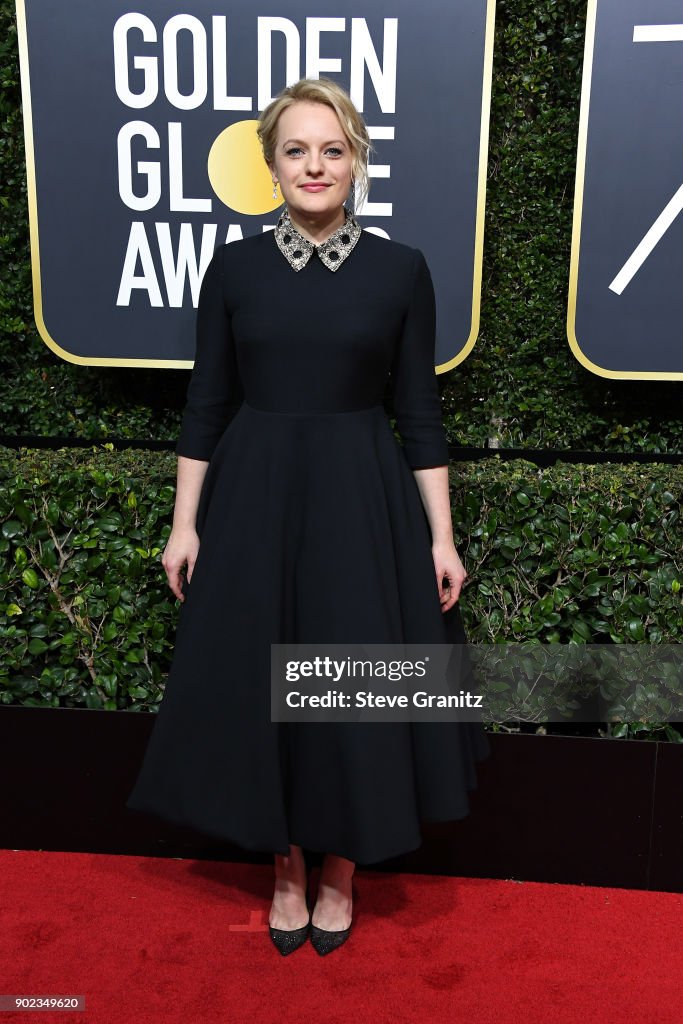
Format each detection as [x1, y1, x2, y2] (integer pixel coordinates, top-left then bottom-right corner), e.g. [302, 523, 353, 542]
[0, 707, 680, 893]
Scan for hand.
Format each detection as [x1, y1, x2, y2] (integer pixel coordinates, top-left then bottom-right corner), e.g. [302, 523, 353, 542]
[432, 539, 467, 612]
[162, 525, 200, 602]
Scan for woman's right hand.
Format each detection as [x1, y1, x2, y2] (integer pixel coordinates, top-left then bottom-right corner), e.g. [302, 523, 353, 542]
[162, 525, 200, 602]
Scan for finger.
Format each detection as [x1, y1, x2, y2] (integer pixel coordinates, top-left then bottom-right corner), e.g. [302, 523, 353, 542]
[167, 568, 184, 602]
[441, 576, 462, 608]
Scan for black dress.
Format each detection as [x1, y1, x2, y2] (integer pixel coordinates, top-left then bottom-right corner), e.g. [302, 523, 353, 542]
[125, 207, 490, 865]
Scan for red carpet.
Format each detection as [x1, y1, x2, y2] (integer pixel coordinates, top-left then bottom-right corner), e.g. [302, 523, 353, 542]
[0, 849, 680, 1023]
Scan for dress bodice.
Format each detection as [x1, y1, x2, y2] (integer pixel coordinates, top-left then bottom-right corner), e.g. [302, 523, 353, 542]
[175, 223, 450, 470]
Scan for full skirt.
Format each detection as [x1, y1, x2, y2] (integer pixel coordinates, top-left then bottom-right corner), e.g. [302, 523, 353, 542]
[126, 402, 490, 864]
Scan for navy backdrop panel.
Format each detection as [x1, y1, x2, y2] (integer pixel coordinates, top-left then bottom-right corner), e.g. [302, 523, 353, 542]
[19, 0, 491, 367]
[572, 0, 683, 376]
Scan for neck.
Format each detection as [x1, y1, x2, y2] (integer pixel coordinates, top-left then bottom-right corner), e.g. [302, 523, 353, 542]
[286, 204, 347, 245]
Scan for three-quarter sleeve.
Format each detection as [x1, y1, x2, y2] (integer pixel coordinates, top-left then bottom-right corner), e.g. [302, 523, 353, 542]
[389, 248, 450, 470]
[175, 245, 244, 462]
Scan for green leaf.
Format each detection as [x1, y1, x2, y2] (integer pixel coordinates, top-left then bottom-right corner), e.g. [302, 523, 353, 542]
[2, 520, 24, 539]
[21, 568, 40, 589]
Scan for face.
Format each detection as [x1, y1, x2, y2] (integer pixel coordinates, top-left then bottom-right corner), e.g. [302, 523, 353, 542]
[269, 101, 354, 219]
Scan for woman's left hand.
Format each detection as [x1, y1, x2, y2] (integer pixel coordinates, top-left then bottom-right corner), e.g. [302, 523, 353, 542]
[432, 540, 467, 612]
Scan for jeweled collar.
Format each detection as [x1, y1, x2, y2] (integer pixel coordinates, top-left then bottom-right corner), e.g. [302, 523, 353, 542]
[274, 205, 362, 272]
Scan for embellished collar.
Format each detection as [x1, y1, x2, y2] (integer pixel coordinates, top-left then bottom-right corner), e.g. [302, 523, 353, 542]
[273, 205, 362, 272]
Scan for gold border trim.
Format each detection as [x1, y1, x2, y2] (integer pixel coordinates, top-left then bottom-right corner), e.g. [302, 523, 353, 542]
[436, 0, 496, 374]
[566, 0, 683, 380]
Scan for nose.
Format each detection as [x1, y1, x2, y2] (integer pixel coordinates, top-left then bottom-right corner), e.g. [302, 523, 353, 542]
[304, 149, 324, 176]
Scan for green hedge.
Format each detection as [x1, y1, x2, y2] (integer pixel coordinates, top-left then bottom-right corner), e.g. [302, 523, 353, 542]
[2, 447, 680, 739]
[1, 0, 682, 451]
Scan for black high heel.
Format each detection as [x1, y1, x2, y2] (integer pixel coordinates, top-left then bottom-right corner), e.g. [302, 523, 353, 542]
[309, 884, 354, 956]
[309, 919, 352, 956]
[268, 894, 311, 956]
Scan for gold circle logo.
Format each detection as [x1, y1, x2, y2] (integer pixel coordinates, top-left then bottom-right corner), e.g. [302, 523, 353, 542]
[207, 119, 282, 216]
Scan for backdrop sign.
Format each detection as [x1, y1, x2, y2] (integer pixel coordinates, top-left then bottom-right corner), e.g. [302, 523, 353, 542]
[16, 0, 494, 371]
[569, 0, 683, 379]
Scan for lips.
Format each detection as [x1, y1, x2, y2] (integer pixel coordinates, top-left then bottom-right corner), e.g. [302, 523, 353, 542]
[300, 183, 329, 191]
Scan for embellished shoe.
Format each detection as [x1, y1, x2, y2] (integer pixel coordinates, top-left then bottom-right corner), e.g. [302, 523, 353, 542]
[309, 919, 352, 956]
[268, 896, 311, 957]
[309, 884, 354, 956]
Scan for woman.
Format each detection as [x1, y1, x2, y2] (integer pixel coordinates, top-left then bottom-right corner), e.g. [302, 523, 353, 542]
[126, 77, 489, 957]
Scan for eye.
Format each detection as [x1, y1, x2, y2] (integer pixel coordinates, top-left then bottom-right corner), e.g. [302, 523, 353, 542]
[283, 146, 345, 157]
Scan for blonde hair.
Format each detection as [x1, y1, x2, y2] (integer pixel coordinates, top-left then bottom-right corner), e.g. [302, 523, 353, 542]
[257, 77, 373, 211]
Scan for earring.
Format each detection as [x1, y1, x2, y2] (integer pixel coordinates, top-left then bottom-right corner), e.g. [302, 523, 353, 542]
[272, 180, 279, 200]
